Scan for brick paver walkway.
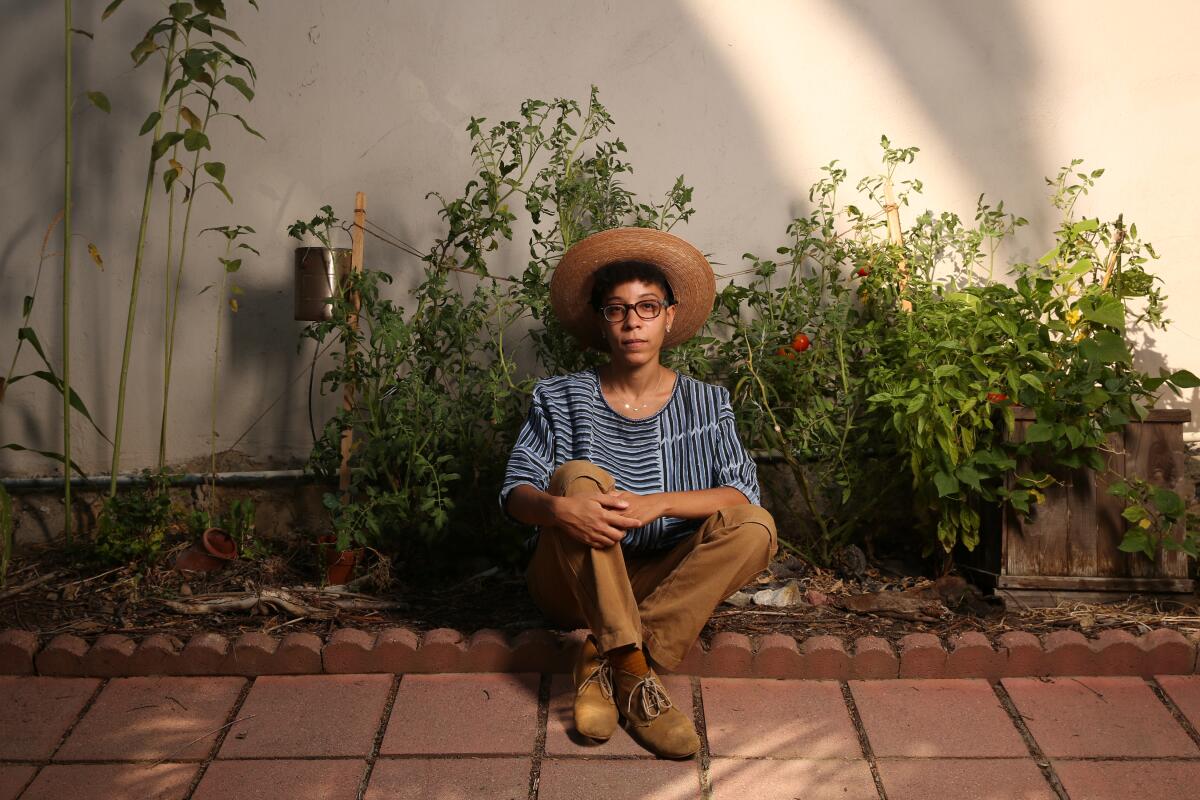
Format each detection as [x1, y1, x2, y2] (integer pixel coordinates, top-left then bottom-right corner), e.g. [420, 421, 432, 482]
[2, 673, 1199, 799]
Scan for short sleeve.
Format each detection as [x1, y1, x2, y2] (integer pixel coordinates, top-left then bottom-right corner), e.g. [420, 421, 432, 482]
[498, 384, 557, 522]
[711, 386, 760, 505]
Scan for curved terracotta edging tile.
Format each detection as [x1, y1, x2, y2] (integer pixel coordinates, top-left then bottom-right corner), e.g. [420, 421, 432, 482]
[2, 626, 1196, 678]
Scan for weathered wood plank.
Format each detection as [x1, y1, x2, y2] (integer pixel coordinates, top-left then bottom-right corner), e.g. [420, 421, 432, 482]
[996, 574, 1195, 592]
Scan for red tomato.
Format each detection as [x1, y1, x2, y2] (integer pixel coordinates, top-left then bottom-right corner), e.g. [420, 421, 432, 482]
[856, 267, 870, 277]
[987, 392, 1008, 403]
[791, 333, 811, 352]
[775, 346, 796, 360]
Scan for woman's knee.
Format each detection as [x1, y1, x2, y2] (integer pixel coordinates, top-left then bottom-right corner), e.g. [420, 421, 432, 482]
[711, 504, 778, 560]
[549, 460, 615, 496]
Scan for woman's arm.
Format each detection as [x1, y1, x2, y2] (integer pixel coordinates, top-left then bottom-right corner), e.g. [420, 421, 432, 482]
[506, 483, 643, 549]
[610, 486, 749, 526]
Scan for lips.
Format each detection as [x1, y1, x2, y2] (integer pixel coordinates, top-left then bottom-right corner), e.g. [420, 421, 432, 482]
[622, 339, 648, 347]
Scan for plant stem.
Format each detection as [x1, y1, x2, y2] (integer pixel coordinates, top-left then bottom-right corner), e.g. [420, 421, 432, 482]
[210, 240, 231, 518]
[161, 75, 217, 471]
[158, 32, 187, 472]
[110, 27, 178, 497]
[62, 0, 73, 541]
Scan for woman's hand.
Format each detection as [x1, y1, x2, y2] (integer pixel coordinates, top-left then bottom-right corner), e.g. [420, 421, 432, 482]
[553, 493, 644, 549]
[606, 489, 668, 528]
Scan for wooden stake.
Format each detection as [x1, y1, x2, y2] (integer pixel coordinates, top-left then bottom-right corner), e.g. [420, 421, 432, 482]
[339, 192, 366, 499]
[883, 177, 913, 313]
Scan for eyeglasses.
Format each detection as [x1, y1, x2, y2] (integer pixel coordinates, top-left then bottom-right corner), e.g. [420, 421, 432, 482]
[599, 299, 670, 323]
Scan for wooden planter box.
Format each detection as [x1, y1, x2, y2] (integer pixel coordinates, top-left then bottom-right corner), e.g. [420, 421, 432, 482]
[958, 407, 1196, 607]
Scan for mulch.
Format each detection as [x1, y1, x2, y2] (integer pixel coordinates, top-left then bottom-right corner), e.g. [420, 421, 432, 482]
[3, 537, 1199, 648]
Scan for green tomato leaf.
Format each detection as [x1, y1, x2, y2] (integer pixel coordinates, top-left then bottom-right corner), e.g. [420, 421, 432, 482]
[1121, 505, 1148, 523]
[1169, 369, 1200, 389]
[1079, 294, 1125, 329]
[1153, 488, 1185, 516]
[1117, 532, 1149, 553]
[1024, 422, 1055, 443]
[1080, 330, 1131, 364]
[202, 161, 226, 182]
[933, 471, 960, 497]
[1019, 373, 1044, 393]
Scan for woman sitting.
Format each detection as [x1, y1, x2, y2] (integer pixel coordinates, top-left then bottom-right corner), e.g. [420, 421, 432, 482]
[500, 227, 777, 759]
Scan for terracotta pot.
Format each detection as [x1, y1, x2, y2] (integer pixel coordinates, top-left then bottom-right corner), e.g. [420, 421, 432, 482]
[317, 534, 363, 585]
[202, 528, 238, 561]
[174, 545, 226, 573]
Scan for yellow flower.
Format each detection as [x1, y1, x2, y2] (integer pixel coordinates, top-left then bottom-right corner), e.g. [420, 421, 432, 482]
[1138, 518, 1152, 529]
[1073, 329, 1086, 343]
[1066, 309, 1082, 326]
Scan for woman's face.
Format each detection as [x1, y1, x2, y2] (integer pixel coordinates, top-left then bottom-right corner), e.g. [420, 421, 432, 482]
[598, 279, 677, 366]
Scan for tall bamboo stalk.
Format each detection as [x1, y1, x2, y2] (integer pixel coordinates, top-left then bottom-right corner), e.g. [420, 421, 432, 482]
[109, 28, 179, 497]
[62, 0, 73, 540]
[160, 76, 217, 470]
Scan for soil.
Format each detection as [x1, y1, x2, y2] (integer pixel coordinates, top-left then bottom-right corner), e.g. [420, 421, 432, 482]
[4, 536, 1199, 650]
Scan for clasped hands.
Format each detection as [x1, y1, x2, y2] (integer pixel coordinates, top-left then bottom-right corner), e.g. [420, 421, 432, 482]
[553, 488, 664, 550]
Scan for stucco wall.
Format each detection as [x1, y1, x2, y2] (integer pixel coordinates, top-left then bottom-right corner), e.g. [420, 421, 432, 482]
[3, 0, 1198, 477]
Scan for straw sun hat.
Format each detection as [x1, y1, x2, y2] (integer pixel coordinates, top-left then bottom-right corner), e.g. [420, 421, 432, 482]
[549, 227, 716, 351]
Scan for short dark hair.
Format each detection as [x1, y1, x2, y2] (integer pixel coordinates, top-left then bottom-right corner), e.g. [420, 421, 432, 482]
[588, 260, 676, 312]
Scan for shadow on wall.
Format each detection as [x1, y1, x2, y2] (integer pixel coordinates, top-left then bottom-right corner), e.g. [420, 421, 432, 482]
[833, 0, 1049, 234]
[4, 0, 1195, 476]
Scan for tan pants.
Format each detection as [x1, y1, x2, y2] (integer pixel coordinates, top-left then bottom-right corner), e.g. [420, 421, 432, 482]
[526, 460, 778, 670]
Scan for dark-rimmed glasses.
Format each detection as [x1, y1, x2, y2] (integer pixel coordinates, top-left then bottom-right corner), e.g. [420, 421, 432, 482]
[599, 299, 670, 323]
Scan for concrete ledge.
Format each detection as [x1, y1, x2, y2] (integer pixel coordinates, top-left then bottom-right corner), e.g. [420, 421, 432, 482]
[2, 626, 1196, 678]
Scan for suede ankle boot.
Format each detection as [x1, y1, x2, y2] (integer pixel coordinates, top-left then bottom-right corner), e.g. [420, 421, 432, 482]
[613, 666, 700, 759]
[573, 636, 618, 741]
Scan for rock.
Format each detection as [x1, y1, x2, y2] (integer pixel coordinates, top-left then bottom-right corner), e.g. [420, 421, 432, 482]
[804, 589, 830, 607]
[724, 591, 753, 608]
[752, 580, 805, 608]
[834, 544, 868, 578]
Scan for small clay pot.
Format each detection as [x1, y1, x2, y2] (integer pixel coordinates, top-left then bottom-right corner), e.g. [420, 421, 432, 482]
[317, 534, 363, 585]
[202, 528, 238, 561]
[174, 545, 226, 573]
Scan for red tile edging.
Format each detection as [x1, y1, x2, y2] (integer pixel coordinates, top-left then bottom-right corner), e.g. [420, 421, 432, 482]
[1, 626, 1196, 679]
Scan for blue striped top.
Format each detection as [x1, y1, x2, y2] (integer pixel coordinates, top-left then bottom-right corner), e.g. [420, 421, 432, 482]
[499, 367, 760, 554]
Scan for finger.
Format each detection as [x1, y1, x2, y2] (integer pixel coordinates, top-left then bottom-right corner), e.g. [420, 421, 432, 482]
[597, 525, 626, 543]
[606, 511, 644, 529]
[595, 494, 630, 509]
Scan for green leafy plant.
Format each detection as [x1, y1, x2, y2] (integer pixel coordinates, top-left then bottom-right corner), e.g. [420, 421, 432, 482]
[303, 87, 697, 564]
[100, 0, 262, 491]
[706, 139, 1197, 567]
[94, 470, 174, 567]
[1107, 477, 1197, 560]
[1, 3, 111, 543]
[287, 205, 342, 251]
[199, 224, 257, 508]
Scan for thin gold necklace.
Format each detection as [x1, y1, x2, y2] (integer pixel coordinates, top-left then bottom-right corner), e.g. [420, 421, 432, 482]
[606, 368, 664, 413]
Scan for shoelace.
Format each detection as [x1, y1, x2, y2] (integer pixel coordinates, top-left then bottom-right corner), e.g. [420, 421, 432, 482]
[577, 658, 614, 701]
[625, 673, 673, 721]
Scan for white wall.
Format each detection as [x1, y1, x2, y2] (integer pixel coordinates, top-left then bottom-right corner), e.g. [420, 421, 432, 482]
[3, 0, 1198, 477]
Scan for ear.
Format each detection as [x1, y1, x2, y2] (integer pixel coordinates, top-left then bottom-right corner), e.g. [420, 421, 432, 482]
[665, 303, 678, 331]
